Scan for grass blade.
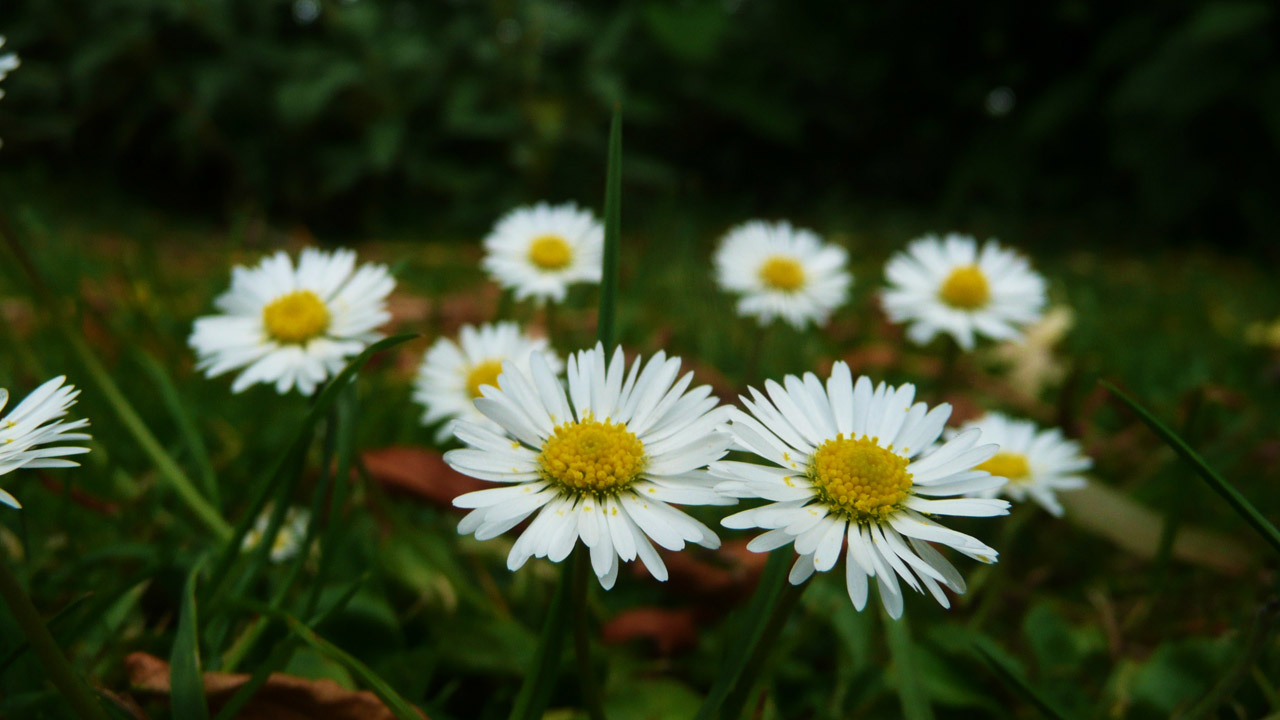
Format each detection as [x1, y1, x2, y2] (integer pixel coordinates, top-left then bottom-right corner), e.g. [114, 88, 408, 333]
[883, 609, 935, 720]
[972, 642, 1072, 720]
[170, 560, 210, 720]
[597, 106, 622, 349]
[135, 349, 221, 509]
[1102, 381, 1280, 557]
[0, 593, 92, 674]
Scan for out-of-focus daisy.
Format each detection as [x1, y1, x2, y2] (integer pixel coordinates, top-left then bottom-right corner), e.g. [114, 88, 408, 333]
[444, 344, 735, 589]
[0, 376, 91, 509]
[954, 412, 1089, 517]
[190, 248, 394, 396]
[711, 363, 1009, 618]
[0, 36, 17, 99]
[988, 306, 1074, 401]
[882, 233, 1046, 351]
[482, 202, 603, 303]
[713, 220, 851, 329]
[242, 506, 310, 563]
[414, 322, 562, 442]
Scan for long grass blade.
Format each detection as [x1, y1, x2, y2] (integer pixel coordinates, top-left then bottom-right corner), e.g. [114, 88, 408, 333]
[597, 106, 622, 349]
[1102, 381, 1280, 556]
[972, 642, 1072, 720]
[883, 609, 935, 720]
[135, 349, 221, 509]
[0, 593, 91, 673]
[170, 560, 211, 720]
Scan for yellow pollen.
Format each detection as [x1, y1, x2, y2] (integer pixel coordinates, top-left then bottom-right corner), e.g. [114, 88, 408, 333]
[537, 416, 646, 495]
[809, 434, 912, 521]
[977, 452, 1032, 484]
[938, 264, 990, 309]
[465, 359, 505, 399]
[759, 255, 806, 292]
[527, 234, 573, 270]
[262, 290, 330, 344]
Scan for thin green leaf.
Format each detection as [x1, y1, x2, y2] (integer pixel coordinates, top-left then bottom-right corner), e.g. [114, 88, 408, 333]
[170, 560, 210, 720]
[508, 554, 575, 720]
[972, 642, 1073, 720]
[597, 106, 622, 349]
[883, 609, 935, 720]
[1102, 381, 1280, 557]
[204, 334, 416, 604]
[0, 593, 92, 673]
[135, 349, 221, 509]
[306, 381, 359, 618]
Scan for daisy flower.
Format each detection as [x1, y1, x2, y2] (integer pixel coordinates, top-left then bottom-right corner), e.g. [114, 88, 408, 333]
[242, 506, 311, 563]
[444, 344, 735, 589]
[0, 376, 91, 509]
[190, 248, 394, 396]
[711, 362, 1009, 618]
[0, 36, 17, 99]
[482, 202, 604, 303]
[955, 412, 1090, 517]
[713, 220, 851, 329]
[413, 322, 562, 442]
[881, 233, 1046, 351]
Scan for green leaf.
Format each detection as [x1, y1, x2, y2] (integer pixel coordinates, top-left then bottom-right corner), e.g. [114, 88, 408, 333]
[1102, 381, 1280, 557]
[597, 107, 622, 349]
[170, 560, 210, 720]
[135, 349, 220, 510]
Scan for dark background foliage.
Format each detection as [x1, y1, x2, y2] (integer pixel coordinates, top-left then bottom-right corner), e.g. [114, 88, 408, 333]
[1, 0, 1277, 247]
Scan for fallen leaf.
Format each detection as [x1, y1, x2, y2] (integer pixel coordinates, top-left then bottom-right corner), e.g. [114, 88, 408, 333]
[601, 608, 699, 655]
[362, 446, 487, 512]
[124, 652, 425, 720]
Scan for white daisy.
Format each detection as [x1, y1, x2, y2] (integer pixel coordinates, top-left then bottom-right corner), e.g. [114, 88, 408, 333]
[444, 344, 735, 589]
[190, 248, 394, 396]
[711, 362, 1010, 618]
[482, 202, 604, 303]
[713, 220, 851, 329]
[954, 412, 1090, 517]
[881, 233, 1046, 351]
[0, 376, 91, 509]
[0, 36, 17, 99]
[413, 322, 562, 442]
[242, 506, 310, 563]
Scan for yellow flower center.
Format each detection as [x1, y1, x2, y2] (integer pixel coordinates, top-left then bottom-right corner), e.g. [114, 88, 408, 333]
[527, 234, 573, 270]
[808, 434, 912, 521]
[537, 416, 646, 495]
[758, 255, 806, 292]
[938, 264, 990, 309]
[976, 452, 1031, 484]
[262, 290, 330, 344]
[465, 359, 505, 399]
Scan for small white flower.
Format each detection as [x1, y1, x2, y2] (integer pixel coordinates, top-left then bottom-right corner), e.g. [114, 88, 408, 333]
[444, 344, 735, 589]
[190, 248, 394, 396]
[0, 36, 18, 99]
[482, 202, 603, 303]
[882, 233, 1046, 351]
[414, 322, 562, 442]
[713, 220, 851, 329]
[955, 412, 1090, 517]
[242, 506, 310, 563]
[0, 376, 91, 509]
[712, 362, 1009, 618]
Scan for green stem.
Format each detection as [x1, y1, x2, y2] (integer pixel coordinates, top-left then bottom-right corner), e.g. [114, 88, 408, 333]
[936, 337, 961, 397]
[0, 549, 111, 720]
[597, 107, 622, 350]
[572, 552, 607, 720]
[718, 578, 808, 720]
[508, 555, 576, 720]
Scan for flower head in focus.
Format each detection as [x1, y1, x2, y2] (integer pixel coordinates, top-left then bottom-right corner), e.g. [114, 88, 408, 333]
[444, 344, 735, 589]
[0, 376, 91, 509]
[713, 220, 851, 329]
[190, 248, 394, 395]
[482, 202, 603, 303]
[712, 363, 1009, 618]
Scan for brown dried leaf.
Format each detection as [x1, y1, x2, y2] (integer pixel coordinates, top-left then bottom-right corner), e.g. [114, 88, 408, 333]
[124, 652, 424, 720]
[362, 446, 487, 512]
[601, 607, 699, 655]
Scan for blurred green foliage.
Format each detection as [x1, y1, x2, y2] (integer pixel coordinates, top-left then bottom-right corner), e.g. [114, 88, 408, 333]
[2, 1, 1279, 245]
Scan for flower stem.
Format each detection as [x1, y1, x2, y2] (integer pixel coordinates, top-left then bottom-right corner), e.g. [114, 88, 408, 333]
[508, 553, 576, 720]
[572, 551, 607, 720]
[0, 548, 111, 720]
[717, 577, 808, 720]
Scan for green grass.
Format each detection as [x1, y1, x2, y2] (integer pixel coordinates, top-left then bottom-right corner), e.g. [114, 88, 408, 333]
[1, 182, 1279, 720]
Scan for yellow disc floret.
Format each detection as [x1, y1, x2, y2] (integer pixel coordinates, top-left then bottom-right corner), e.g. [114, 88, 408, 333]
[976, 452, 1031, 484]
[527, 234, 573, 270]
[758, 255, 806, 292]
[262, 290, 330, 344]
[537, 416, 646, 495]
[465, 359, 505, 399]
[938, 264, 990, 309]
[808, 434, 912, 520]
